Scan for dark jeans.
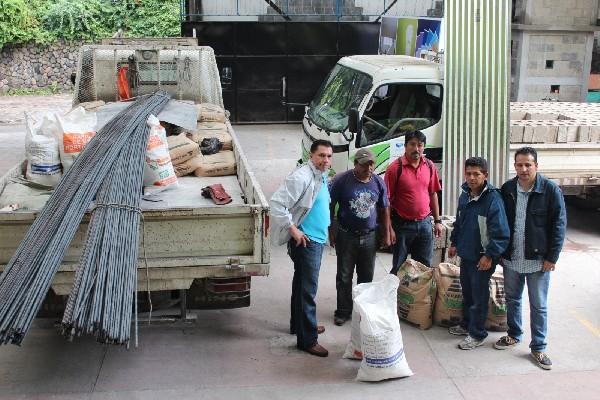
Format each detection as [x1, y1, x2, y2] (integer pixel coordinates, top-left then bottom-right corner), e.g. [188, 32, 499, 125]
[390, 216, 434, 274]
[503, 267, 550, 352]
[288, 239, 324, 350]
[459, 258, 495, 340]
[334, 229, 377, 319]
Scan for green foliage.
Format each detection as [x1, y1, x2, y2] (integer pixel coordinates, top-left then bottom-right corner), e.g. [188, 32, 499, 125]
[120, 0, 181, 38]
[3, 82, 63, 96]
[41, 0, 113, 41]
[0, 0, 181, 49]
[0, 0, 53, 49]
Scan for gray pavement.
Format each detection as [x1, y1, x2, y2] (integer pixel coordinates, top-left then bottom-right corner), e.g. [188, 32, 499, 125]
[0, 98, 600, 399]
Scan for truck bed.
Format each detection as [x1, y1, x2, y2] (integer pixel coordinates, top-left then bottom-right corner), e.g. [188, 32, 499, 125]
[509, 143, 600, 195]
[0, 124, 270, 295]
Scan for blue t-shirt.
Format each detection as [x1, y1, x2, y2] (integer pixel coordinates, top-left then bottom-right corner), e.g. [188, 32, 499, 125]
[330, 170, 389, 231]
[299, 175, 330, 244]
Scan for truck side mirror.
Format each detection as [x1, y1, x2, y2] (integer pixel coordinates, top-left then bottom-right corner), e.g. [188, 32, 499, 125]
[348, 108, 361, 134]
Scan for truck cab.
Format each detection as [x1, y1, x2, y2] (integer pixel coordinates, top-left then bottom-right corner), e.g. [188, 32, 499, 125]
[301, 55, 444, 177]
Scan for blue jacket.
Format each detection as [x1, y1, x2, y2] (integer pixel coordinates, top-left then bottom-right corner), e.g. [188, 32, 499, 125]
[450, 181, 510, 262]
[500, 174, 566, 264]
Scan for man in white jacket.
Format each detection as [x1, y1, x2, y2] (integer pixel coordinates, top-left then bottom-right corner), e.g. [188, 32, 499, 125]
[270, 139, 333, 357]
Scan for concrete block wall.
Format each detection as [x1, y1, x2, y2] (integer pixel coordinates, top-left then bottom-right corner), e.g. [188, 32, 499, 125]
[510, 102, 600, 144]
[511, 0, 598, 102]
[524, 0, 597, 26]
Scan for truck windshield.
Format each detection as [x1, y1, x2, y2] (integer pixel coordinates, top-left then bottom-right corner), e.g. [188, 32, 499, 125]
[308, 64, 372, 132]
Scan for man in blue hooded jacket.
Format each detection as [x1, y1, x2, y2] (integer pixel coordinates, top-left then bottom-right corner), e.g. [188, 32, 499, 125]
[448, 157, 510, 350]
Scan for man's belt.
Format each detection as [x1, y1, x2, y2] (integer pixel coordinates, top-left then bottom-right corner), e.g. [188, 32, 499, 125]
[391, 209, 431, 223]
[338, 225, 376, 236]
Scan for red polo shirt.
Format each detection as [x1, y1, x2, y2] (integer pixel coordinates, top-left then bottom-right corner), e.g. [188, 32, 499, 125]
[384, 155, 441, 220]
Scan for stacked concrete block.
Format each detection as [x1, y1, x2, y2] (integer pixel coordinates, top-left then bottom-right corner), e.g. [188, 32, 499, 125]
[510, 102, 600, 144]
[510, 111, 528, 120]
[525, 112, 559, 120]
[441, 217, 455, 248]
[433, 218, 447, 250]
[510, 125, 525, 142]
[429, 217, 455, 266]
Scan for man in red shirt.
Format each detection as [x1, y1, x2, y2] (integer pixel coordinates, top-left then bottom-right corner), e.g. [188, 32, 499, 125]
[385, 130, 443, 274]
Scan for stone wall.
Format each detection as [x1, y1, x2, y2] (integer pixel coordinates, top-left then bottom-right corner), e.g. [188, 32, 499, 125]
[0, 41, 85, 93]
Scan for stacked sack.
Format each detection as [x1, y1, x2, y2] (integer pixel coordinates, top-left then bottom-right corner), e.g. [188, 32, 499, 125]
[429, 262, 508, 331]
[433, 263, 463, 328]
[21, 107, 97, 189]
[173, 103, 236, 178]
[396, 259, 437, 330]
[486, 270, 508, 331]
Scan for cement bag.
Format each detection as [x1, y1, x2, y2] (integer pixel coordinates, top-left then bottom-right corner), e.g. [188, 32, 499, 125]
[143, 115, 178, 195]
[174, 154, 204, 177]
[166, 133, 199, 165]
[24, 113, 62, 187]
[57, 106, 97, 172]
[194, 150, 236, 177]
[187, 130, 233, 151]
[486, 270, 508, 331]
[342, 308, 363, 360]
[354, 275, 413, 382]
[197, 103, 227, 123]
[396, 259, 436, 330]
[196, 121, 228, 132]
[189, 121, 233, 151]
[433, 263, 463, 327]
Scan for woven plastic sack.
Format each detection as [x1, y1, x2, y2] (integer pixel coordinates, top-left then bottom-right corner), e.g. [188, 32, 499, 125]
[143, 115, 178, 195]
[24, 113, 62, 187]
[56, 106, 97, 172]
[342, 308, 363, 360]
[354, 275, 413, 382]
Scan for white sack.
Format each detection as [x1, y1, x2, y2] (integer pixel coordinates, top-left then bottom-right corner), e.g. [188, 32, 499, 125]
[24, 112, 62, 186]
[343, 307, 363, 360]
[57, 106, 97, 172]
[143, 115, 178, 195]
[354, 274, 414, 382]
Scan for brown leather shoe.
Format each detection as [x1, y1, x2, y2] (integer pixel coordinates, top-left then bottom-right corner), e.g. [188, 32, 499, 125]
[290, 325, 325, 335]
[304, 343, 328, 357]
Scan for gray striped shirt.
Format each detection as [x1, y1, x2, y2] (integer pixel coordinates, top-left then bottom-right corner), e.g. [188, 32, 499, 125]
[502, 183, 544, 273]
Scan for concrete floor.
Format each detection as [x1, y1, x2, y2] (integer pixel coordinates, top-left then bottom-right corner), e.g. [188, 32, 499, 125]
[1, 100, 600, 399]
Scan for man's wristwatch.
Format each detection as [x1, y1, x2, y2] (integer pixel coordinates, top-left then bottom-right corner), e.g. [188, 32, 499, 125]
[434, 219, 442, 224]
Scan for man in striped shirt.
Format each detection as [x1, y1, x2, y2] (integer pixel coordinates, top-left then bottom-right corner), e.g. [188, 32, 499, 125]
[495, 147, 566, 370]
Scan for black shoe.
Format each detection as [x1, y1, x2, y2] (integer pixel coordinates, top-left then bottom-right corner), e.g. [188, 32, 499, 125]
[531, 351, 552, 370]
[334, 315, 349, 326]
[494, 335, 520, 350]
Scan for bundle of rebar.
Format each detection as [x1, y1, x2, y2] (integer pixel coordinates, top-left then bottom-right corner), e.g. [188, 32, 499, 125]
[62, 100, 155, 345]
[0, 91, 170, 346]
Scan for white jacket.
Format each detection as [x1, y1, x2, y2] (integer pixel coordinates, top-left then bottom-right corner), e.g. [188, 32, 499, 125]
[269, 161, 326, 246]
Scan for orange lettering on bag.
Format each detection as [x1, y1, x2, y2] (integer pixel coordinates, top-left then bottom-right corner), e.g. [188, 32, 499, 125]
[63, 131, 96, 153]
